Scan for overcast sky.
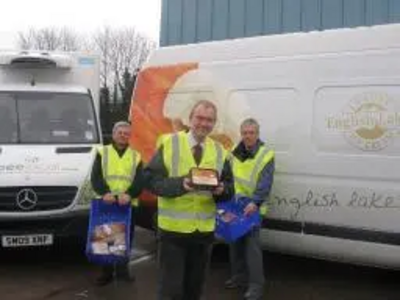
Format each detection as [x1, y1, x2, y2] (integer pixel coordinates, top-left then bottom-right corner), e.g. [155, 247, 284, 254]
[0, 0, 161, 48]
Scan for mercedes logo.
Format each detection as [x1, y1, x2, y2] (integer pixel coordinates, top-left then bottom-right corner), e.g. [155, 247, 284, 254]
[16, 188, 38, 210]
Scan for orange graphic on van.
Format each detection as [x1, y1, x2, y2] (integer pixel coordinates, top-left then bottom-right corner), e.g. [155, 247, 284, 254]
[129, 63, 198, 162]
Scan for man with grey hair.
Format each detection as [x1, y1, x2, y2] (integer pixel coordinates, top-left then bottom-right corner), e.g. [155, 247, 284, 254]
[90, 121, 145, 286]
[225, 118, 275, 300]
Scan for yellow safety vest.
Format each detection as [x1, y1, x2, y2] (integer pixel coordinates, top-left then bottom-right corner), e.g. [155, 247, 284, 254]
[156, 131, 187, 149]
[231, 145, 274, 216]
[156, 133, 168, 149]
[98, 145, 141, 207]
[159, 131, 227, 233]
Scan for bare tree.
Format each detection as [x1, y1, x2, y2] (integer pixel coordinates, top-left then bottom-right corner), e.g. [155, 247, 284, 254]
[91, 26, 156, 89]
[90, 26, 113, 88]
[18, 27, 81, 51]
[17, 25, 156, 89]
[59, 28, 82, 51]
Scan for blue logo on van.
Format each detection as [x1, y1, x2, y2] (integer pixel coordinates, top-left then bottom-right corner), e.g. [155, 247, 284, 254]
[79, 57, 95, 66]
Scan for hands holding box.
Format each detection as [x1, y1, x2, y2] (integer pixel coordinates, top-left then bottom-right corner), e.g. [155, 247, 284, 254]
[183, 167, 224, 195]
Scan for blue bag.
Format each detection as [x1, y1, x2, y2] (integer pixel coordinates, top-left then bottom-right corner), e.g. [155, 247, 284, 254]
[85, 199, 132, 265]
[216, 197, 261, 243]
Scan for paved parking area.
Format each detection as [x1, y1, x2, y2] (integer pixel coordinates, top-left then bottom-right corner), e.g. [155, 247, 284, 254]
[0, 228, 399, 300]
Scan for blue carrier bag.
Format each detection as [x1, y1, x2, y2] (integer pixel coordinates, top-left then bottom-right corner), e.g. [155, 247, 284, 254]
[216, 197, 261, 243]
[86, 199, 132, 265]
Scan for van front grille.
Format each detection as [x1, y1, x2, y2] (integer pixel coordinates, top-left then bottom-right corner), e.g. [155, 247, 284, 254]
[0, 186, 77, 212]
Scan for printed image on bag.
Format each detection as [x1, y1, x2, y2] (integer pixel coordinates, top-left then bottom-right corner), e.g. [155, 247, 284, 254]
[90, 222, 127, 256]
[216, 199, 261, 243]
[218, 210, 238, 223]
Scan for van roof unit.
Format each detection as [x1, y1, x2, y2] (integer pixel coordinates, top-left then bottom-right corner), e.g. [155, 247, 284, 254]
[0, 51, 73, 69]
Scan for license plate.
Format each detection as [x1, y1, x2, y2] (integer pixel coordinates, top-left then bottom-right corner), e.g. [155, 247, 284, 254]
[1, 234, 54, 247]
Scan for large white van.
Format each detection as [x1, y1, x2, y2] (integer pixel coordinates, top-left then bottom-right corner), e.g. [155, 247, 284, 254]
[0, 51, 101, 248]
[131, 24, 400, 269]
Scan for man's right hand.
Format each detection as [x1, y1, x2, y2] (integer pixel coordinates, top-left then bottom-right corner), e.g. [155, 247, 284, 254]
[183, 177, 195, 192]
[103, 193, 116, 204]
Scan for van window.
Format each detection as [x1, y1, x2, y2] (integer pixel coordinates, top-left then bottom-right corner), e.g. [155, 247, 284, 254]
[0, 94, 18, 143]
[0, 92, 99, 144]
[228, 88, 298, 152]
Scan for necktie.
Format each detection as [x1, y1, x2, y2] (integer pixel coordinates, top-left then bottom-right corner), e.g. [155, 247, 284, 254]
[192, 144, 202, 165]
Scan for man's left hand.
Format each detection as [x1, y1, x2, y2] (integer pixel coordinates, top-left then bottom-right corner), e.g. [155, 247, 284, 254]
[244, 202, 258, 216]
[118, 193, 131, 205]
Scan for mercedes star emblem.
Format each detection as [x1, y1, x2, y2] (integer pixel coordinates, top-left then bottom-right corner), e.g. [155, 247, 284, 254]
[16, 188, 38, 210]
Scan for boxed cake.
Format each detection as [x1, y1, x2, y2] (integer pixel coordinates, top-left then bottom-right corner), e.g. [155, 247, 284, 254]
[189, 168, 219, 190]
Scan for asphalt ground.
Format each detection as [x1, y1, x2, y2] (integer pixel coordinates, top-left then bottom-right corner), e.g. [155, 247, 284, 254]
[0, 228, 399, 300]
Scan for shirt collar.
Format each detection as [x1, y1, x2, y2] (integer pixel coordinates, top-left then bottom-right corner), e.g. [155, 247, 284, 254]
[187, 131, 204, 148]
[233, 139, 263, 160]
[111, 142, 128, 157]
[245, 141, 260, 156]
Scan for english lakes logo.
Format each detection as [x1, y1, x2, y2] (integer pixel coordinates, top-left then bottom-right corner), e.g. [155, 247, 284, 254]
[326, 92, 400, 151]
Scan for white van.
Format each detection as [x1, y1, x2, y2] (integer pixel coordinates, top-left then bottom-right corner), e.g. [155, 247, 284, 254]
[0, 51, 101, 248]
[131, 24, 400, 269]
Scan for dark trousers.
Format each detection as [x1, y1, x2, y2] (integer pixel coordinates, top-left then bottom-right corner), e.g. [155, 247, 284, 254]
[229, 227, 264, 296]
[157, 230, 214, 300]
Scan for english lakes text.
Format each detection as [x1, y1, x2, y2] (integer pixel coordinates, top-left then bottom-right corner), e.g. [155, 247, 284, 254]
[270, 190, 400, 219]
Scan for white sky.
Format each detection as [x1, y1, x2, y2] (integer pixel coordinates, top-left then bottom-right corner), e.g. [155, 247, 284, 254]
[0, 0, 162, 48]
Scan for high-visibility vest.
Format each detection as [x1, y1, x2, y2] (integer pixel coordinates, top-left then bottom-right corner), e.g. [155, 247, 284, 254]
[231, 145, 274, 216]
[98, 144, 141, 207]
[158, 131, 227, 233]
[156, 131, 187, 149]
[156, 134, 164, 149]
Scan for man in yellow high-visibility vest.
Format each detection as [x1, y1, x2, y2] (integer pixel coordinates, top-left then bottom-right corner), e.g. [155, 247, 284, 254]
[90, 121, 145, 286]
[145, 100, 234, 300]
[225, 118, 275, 300]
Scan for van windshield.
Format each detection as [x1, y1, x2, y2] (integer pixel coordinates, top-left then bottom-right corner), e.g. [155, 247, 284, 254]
[0, 91, 100, 144]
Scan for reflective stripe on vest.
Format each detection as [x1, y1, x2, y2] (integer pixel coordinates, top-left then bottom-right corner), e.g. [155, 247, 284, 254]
[99, 145, 141, 206]
[158, 132, 227, 233]
[158, 208, 215, 220]
[232, 146, 274, 216]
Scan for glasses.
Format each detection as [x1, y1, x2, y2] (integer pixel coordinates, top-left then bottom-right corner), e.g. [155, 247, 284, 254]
[193, 115, 215, 123]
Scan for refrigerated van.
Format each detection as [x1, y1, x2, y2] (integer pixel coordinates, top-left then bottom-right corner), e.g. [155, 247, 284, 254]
[0, 51, 101, 248]
[130, 23, 400, 269]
